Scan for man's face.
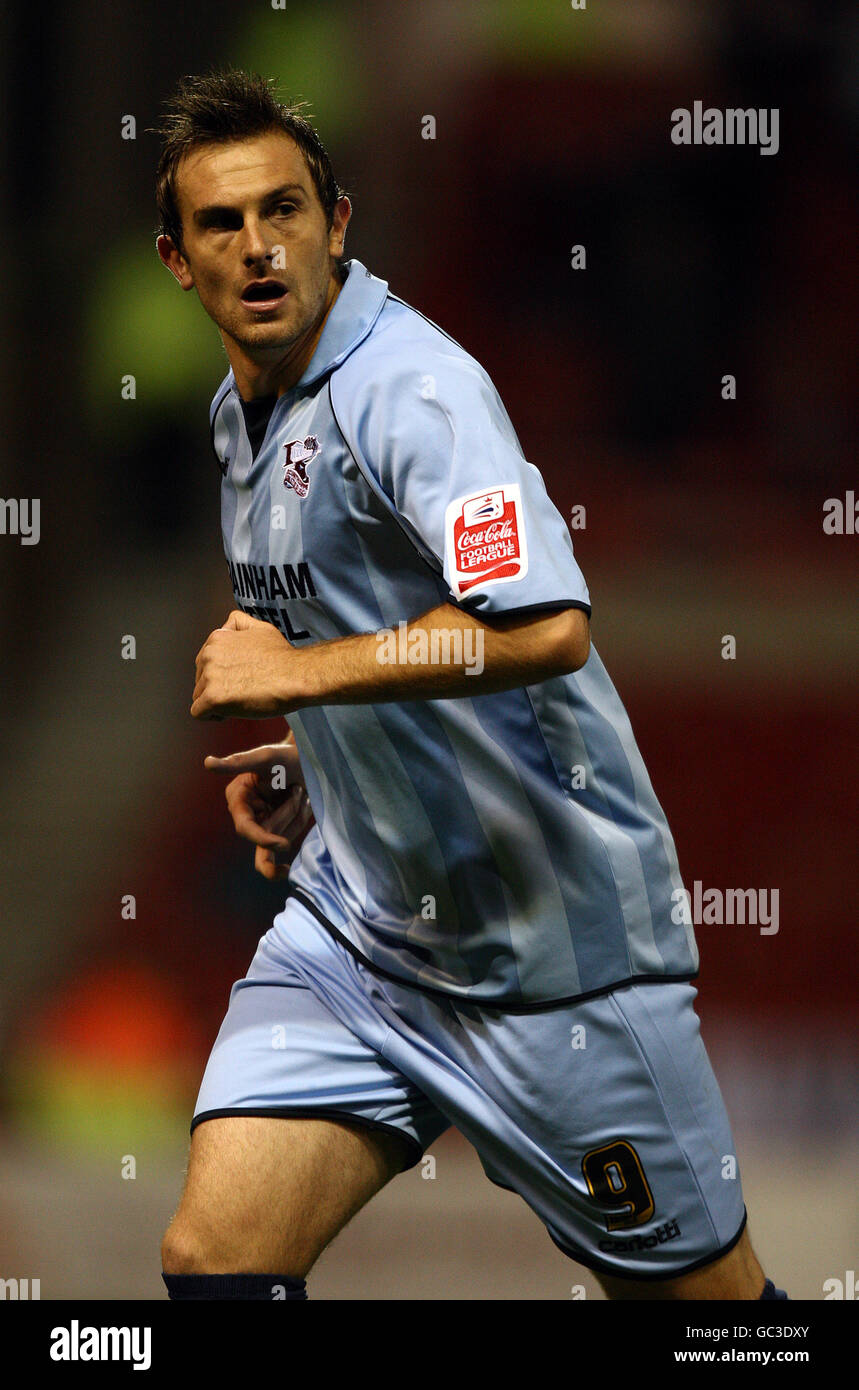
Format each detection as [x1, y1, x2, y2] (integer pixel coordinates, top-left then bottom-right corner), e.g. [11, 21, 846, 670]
[159, 131, 350, 362]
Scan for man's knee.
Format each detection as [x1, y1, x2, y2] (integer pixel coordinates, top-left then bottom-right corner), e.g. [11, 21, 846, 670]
[161, 1218, 212, 1275]
[161, 1189, 323, 1278]
[160, 1115, 404, 1279]
[160, 1214, 276, 1276]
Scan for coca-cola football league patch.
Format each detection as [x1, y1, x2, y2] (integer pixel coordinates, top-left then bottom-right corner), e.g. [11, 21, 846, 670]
[444, 484, 528, 598]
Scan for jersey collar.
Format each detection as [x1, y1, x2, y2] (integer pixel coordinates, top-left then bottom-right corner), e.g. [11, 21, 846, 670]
[296, 259, 389, 388]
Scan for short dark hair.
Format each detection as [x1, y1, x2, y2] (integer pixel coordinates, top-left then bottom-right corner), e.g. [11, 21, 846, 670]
[150, 68, 347, 253]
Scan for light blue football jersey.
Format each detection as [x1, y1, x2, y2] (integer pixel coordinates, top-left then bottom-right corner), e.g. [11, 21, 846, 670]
[210, 259, 697, 1007]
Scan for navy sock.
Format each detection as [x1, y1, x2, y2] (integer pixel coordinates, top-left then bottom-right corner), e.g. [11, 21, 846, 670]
[163, 1273, 307, 1300]
[760, 1277, 789, 1300]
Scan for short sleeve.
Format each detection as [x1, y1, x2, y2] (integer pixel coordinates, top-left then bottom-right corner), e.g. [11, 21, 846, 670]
[331, 343, 591, 618]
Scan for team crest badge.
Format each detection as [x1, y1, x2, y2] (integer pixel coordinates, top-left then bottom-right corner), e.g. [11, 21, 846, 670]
[444, 484, 528, 597]
[283, 436, 320, 498]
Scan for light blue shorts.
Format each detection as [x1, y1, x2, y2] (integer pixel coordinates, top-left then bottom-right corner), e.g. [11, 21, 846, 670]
[194, 892, 746, 1280]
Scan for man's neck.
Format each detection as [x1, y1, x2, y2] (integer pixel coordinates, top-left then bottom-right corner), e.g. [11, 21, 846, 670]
[227, 269, 344, 402]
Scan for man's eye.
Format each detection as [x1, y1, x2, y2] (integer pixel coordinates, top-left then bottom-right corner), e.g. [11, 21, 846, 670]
[275, 203, 296, 216]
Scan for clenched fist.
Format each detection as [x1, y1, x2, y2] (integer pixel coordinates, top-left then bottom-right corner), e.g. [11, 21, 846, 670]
[192, 610, 305, 720]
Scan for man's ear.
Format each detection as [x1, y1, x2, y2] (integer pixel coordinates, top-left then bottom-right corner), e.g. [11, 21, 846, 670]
[156, 233, 193, 290]
[329, 195, 352, 260]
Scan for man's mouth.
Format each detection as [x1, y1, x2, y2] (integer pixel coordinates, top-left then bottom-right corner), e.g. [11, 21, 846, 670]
[241, 279, 288, 308]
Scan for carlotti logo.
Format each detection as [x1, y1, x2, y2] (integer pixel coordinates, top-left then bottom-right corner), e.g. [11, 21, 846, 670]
[599, 1220, 682, 1255]
[445, 484, 528, 597]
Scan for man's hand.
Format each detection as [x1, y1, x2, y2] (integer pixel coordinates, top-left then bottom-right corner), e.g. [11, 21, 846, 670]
[192, 610, 305, 720]
[204, 739, 315, 881]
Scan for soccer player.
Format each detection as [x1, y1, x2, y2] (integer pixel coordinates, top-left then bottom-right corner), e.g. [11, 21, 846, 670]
[153, 70, 787, 1301]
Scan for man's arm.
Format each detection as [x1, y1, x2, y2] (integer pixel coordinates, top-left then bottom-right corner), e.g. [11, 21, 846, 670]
[191, 602, 590, 720]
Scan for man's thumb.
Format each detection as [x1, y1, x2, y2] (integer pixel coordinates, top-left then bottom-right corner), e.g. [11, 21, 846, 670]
[221, 608, 257, 630]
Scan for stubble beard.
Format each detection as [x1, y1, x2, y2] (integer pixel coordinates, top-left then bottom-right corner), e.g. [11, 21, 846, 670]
[221, 274, 329, 360]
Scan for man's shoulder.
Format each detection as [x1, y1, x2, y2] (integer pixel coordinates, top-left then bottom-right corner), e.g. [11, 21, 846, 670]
[370, 288, 465, 357]
[332, 289, 494, 414]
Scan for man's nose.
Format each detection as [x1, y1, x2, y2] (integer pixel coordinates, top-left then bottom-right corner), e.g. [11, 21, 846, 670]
[240, 218, 271, 263]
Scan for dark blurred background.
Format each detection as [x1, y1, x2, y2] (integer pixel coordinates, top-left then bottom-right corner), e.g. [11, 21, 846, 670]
[0, 0, 856, 1299]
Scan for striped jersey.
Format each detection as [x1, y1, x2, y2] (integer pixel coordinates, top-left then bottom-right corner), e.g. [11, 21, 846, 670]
[210, 258, 698, 1008]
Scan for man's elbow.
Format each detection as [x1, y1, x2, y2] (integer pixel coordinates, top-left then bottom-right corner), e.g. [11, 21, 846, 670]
[549, 607, 591, 674]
